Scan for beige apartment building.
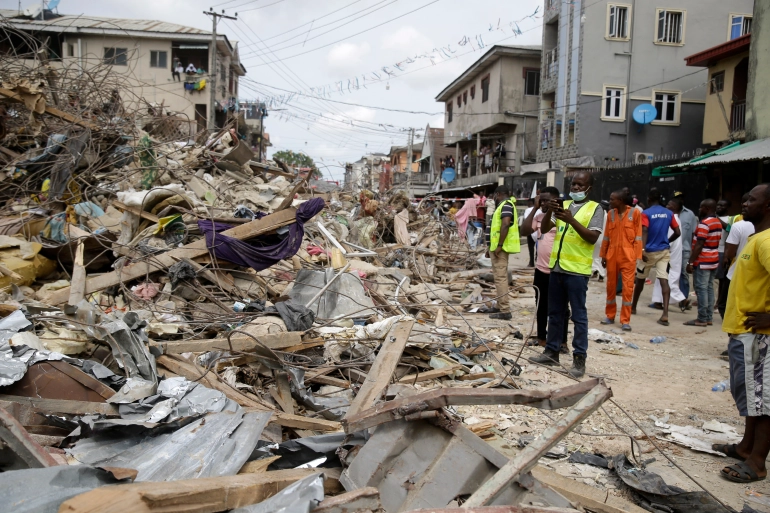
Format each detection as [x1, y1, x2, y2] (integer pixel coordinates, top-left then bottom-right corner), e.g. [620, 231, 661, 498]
[0, 8, 246, 132]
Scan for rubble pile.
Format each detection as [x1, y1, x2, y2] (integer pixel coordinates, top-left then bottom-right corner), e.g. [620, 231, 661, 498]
[0, 26, 730, 513]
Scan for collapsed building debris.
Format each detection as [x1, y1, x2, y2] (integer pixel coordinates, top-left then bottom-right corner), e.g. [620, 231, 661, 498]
[0, 20, 746, 513]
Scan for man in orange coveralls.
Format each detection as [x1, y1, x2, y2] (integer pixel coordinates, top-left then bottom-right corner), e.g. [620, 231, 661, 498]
[600, 189, 643, 331]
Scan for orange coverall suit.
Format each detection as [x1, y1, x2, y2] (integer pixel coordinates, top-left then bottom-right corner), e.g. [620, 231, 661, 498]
[600, 207, 643, 324]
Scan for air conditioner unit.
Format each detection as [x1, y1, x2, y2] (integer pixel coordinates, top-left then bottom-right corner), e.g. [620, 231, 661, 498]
[634, 152, 654, 164]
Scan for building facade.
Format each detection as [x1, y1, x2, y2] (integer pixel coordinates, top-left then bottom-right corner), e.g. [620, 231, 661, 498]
[746, 0, 769, 142]
[435, 45, 541, 191]
[1, 9, 246, 131]
[537, 0, 754, 169]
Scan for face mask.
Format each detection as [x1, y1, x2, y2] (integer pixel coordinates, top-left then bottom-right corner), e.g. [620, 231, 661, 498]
[569, 188, 589, 202]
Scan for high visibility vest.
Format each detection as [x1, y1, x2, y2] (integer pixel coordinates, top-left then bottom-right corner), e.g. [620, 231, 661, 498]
[549, 200, 600, 275]
[489, 198, 520, 253]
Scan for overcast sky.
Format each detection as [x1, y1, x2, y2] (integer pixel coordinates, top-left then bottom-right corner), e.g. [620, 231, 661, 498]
[34, 0, 543, 180]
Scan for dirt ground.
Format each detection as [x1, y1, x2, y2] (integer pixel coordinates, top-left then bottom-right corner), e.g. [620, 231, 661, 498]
[445, 250, 770, 512]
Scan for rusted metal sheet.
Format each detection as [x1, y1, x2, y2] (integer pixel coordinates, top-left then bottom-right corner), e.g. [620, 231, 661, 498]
[0, 405, 59, 469]
[2, 361, 114, 402]
[342, 378, 602, 434]
[463, 383, 612, 508]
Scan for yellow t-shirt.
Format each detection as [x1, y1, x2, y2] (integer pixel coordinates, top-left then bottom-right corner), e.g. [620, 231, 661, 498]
[723, 228, 770, 335]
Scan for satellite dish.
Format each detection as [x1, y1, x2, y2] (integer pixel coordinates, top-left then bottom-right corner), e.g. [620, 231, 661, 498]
[633, 104, 658, 124]
[48, 0, 61, 10]
[23, 4, 43, 17]
[442, 167, 456, 183]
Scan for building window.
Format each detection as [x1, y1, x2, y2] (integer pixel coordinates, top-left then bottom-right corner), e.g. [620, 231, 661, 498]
[481, 75, 490, 103]
[67, 44, 75, 57]
[602, 86, 625, 120]
[457, 95, 461, 108]
[150, 50, 167, 69]
[470, 85, 475, 99]
[463, 90, 467, 104]
[730, 14, 752, 39]
[525, 69, 540, 96]
[607, 4, 630, 40]
[447, 103, 453, 123]
[710, 71, 725, 94]
[653, 91, 680, 124]
[103, 47, 128, 66]
[655, 9, 685, 45]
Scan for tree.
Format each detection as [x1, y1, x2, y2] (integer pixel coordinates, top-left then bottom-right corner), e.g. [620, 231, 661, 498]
[272, 150, 323, 179]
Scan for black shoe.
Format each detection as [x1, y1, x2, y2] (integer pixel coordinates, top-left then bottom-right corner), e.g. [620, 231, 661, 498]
[569, 354, 586, 378]
[479, 306, 500, 314]
[489, 312, 512, 320]
[559, 343, 569, 354]
[528, 348, 560, 366]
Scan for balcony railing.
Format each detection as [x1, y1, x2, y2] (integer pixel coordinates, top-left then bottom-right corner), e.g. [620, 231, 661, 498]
[544, 48, 558, 79]
[731, 100, 746, 132]
[393, 172, 432, 185]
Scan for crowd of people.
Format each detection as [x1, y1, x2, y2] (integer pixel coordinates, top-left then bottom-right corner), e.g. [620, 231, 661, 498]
[483, 175, 770, 484]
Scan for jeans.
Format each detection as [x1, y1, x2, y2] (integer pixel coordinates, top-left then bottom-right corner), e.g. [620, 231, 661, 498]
[717, 278, 731, 319]
[527, 235, 536, 266]
[545, 271, 589, 356]
[680, 250, 691, 299]
[694, 267, 717, 323]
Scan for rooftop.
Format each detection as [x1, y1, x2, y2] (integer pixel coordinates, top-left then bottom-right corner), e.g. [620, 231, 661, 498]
[685, 34, 751, 67]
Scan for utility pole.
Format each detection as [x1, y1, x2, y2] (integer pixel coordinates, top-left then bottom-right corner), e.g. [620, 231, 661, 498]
[204, 9, 237, 132]
[405, 127, 414, 199]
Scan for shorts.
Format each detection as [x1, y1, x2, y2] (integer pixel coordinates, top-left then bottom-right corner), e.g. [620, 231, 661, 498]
[729, 333, 770, 417]
[636, 249, 670, 281]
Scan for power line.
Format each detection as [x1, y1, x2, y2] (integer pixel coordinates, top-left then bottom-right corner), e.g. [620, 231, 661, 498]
[258, 0, 368, 42]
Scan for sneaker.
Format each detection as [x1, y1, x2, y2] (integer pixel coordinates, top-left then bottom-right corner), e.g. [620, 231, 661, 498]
[489, 312, 512, 320]
[600, 318, 615, 325]
[598, 276, 604, 282]
[569, 354, 586, 378]
[528, 348, 560, 366]
[621, 324, 632, 331]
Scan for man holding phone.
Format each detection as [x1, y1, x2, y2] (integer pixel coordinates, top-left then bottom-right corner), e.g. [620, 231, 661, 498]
[529, 171, 603, 378]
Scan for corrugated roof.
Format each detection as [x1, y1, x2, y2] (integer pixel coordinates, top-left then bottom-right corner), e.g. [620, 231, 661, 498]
[653, 139, 770, 176]
[0, 9, 210, 35]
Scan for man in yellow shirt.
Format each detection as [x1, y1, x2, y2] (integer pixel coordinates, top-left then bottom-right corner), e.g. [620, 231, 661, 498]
[718, 183, 770, 484]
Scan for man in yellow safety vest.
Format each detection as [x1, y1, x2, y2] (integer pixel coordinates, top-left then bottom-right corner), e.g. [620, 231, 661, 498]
[528, 171, 604, 378]
[485, 186, 520, 320]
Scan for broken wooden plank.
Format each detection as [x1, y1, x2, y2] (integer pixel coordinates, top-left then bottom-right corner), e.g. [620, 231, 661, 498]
[68, 241, 87, 306]
[275, 178, 306, 212]
[531, 466, 648, 513]
[408, 507, 580, 513]
[57, 469, 334, 513]
[0, 395, 119, 416]
[342, 378, 604, 434]
[398, 365, 462, 384]
[46, 361, 116, 400]
[344, 320, 414, 419]
[111, 201, 160, 224]
[178, 257, 238, 295]
[238, 456, 281, 474]
[46, 208, 300, 305]
[270, 371, 295, 415]
[151, 331, 302, 354]
[0, 87, 100, 130]
[463, 383, 613, 507]
[458, 371, 496, 381]
[313, 487, 381, 513]
[0, 405, 59, 468]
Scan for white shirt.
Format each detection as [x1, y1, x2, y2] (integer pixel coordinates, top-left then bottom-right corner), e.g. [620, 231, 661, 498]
[718, 216, 730, 252]
[185, 63, 197, 73]
[726, 220, 755, 280]
[520, 207, 533, 227]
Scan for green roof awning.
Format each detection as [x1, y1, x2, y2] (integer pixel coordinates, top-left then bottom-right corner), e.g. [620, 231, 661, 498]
[652, 141, 742, 176]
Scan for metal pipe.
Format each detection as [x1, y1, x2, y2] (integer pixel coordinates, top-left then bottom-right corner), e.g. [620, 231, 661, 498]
[305, 263, 351, 309]
[394, 276, 410, 315]
[317, 222, 347, 254]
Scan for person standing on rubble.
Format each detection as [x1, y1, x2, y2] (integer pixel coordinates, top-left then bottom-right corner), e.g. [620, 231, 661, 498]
[484, 186, 520, 321]
[717, 183, 770, 484]
[528, 171, 603, 378]
[600, 189, 642, 331]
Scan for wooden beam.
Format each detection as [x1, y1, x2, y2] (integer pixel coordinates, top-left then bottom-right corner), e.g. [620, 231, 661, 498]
[111, 201, 160, 224]
[151, 331, 302, 354]
[398, 365, 461, 384]
[342, 378, 604, 434]
[0, 87, 100, 130]
[0, 395, 118, 416]
[45, 208, 299, 305]
[68, 242, 87, 306]
[0, 406, 59, 468]
[275, 178, 306, 212]
[344, 320, 414, 419]
[463, 383, 612, 507]
[57, 469, 330, 513]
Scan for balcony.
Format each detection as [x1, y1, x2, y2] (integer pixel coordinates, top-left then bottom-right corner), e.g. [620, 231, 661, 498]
[393, 172, 433, 185]
[541, 48, 558, 93]
[731, 100, 746, 133]
[544, 0, 560, 23]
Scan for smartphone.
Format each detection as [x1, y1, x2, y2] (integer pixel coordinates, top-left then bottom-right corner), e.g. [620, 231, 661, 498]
[557, 198, 565, 210]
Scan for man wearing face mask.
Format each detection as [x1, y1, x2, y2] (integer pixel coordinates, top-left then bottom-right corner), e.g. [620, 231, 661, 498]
[484, 186, 520, 320]
[528, 171, 603, 378]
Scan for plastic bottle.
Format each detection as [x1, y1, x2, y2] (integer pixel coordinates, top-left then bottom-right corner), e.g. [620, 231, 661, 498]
[712, 380, 730, 392]
[650, 336, 666, 344]
[626, 342, 639, 349]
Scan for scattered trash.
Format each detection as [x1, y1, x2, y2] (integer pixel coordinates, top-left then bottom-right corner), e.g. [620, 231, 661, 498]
[711, 379, 730, 392]
[650, 336, 666, 344]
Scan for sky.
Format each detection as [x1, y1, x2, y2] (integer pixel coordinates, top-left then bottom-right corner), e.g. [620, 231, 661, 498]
[22, 0, 544, 180]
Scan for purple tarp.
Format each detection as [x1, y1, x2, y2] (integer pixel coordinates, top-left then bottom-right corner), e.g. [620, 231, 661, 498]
[197, 197, 325, 271]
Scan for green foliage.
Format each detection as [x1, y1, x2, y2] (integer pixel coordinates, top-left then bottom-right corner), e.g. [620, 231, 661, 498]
[272, 150, 322, 178]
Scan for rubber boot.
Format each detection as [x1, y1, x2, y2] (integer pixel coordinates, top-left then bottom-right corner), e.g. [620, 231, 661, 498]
[569, 354, 586, 378]
[528, 348, 560, 366]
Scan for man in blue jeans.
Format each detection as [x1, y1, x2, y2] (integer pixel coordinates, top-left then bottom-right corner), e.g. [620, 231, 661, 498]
[685, 199, 722, 327]
[528, 171, 603, 378]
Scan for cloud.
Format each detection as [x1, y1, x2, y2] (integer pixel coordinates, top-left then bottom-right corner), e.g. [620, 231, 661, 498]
[326, 42, 371, 75]
[381, 26, 434, 55]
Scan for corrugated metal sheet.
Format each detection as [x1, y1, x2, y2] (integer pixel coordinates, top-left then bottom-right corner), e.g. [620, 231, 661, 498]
[0, 10, 210, 35]
[692, 138, 770, 165]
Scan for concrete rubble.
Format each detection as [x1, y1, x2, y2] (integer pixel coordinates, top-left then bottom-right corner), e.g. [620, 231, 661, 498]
[0, 30, 747, 513]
